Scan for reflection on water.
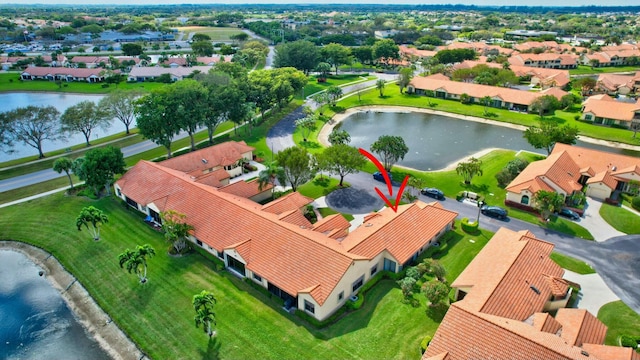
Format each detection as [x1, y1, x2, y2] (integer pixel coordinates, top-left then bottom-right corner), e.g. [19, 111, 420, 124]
[0, 250, 111, 360]
[340, 111, 639, 171]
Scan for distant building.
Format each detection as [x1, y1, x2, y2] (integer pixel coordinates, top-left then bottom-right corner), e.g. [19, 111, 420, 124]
[505, 30, 558, 40]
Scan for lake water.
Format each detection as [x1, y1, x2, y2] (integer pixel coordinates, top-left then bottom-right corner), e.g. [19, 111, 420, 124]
[0, 93, 130, 163]
[0, 250, 111, 360]
[339, 111, 640, 171]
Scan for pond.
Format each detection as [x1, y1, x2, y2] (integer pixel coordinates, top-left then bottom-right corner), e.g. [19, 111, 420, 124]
[338, 110, 639, 171]
[0, 250, 111, 360]
[0, 92, 130, 163]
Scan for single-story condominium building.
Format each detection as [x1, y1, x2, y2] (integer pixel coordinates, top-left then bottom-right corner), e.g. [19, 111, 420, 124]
[127, 66, 213, 82]
[407, 74, 567, 112]
[20, 66, 116, 82]
[115, 142, 458, 321]
[581, 94, 640, 128]
[453, 60, 571, 89]
[423, 227, 639, 360]
[595, 72, 640, 95]
[506, 143, 640, 205]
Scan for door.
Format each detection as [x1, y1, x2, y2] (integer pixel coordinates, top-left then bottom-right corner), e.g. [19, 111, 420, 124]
[383, 258, 396, 272]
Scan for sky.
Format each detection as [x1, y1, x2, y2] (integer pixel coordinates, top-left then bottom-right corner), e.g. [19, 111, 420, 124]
[4, 0, 639, 7]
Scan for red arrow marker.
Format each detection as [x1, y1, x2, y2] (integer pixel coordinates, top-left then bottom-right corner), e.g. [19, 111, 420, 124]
[359, 148, 410, 213]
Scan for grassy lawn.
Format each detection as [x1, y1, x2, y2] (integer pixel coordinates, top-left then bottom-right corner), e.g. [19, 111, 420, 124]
[431, 224, 493, 282]
[570, 65, 640, 76]
[598, 301, 640, 346]
[0, 73, 165, 94]
[328, 87, 640, 146]
[317, 207, 355, 222]
[303, 74, 374, 98]
[0, 192, 485, 360]
[174, 26, 244, 41]
[599, 203, 640, 234]
[549, 252, 595, 274]
[297, 175, 348, 199]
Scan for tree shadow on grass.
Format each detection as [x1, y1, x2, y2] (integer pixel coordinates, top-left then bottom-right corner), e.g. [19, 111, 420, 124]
[425, 303, 449, 322]
[461, 183, 489, 194]
[299, 141, 321, 149]
[199, 336, 221, 360]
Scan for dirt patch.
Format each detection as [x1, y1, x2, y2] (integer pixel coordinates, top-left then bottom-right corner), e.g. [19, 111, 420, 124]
[0, 241, 146, 360]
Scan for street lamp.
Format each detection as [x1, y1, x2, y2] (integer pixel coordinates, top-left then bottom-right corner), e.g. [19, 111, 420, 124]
[476, 200, 485, 224]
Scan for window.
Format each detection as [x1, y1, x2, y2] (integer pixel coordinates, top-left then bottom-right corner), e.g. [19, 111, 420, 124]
[116, 188, 121, 197]
[521, 195, 530, 205]
[304, 300, 315, 314]
[352, 275, 364, 293]
[196, 239, 203, 246]
[370, 265, 378, 276]
[253, 273, 262, 282]
[217, 251, 224, 259]
[338, 291, 344, 301]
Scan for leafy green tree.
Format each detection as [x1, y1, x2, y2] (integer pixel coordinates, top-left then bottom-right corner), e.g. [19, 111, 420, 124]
[315, 62, 331, 80]
[193, 290, 217, 338]
[319, 144, 366, 186]
[328, 129, 351, 145]
[397, 67, 414, 93]
[403, 176, 424, 203]
[573, 77, 597, 96]
[312, 92, 330, 115]
[531, 95, 561, 118]
[496, 158, 529, 187]
[523, 121, 579, 155]
[135, 87, 182, 158]
[370, 135, 409, 171]
[161, 210, 194, 254]
[533, 190, 565, 220]
[192, 33, 211, 42]
[275, 146, 316, 192]
[326, 86, 343, 106]
[76, 206, 109, 241]
[372, 39, 399, 63]
[191, 40, 214, 56]
[320, 43, 351, 75]
[351, 45, 373, 65]
[230, 32, 249, 42]
[274, 40, 320, 74]
[98, 90, 140, 135]
[76, 146, 126, 196]
[53, 157, 75, 189]
[376, 79, 386, 97]
[1, 105, 62, 158]
[422, 281, 450, 307]
[118, 244, 156, 284]
[481, 96, 493, 115]
[61, 100, 111, 147]
[257, 161, 284, 194]
[121, 43, 143, 56]
[456, 157, 483, 185]
[171, 79, 209, 151]
[397, 277, 417, 301]
[295, 115, 317, 142]
[247, 69, 276, 119]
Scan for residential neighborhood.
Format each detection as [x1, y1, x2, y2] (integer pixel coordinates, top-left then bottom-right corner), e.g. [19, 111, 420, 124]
[1, 3, 640, 360]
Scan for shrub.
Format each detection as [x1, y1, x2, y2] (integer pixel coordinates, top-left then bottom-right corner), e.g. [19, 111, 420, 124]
[101, 83, 109, 88]
[574, 114, 580, 121]
[420, 335, 432, 354]
[346, 294, 364, 310]
[244, 277, 272, 298]
[619, 334, 639, 348]
[632, 196, 640, 211]
[460, 217, 479, 234]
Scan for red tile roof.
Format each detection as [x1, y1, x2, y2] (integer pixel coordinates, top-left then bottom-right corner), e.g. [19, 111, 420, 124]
[555, 308, 607, 346]
[582, 344, 640, 360]
[553, 143, 640, 182]
[341, 201, 457, 264]
[160, 141, 254, 174]
[20, 66, 111, 78]
[582, 95, 640, 123]
[261, 192, 314, 215]
[312, 214, 351, 240]
[218, 178, 272, 199]
[507, 151, 583, 195]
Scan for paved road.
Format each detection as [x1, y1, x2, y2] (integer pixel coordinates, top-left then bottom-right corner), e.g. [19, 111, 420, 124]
[338, 170, 640, 314]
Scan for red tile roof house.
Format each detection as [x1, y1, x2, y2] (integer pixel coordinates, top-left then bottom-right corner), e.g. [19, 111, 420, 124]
[0, 54, 66, 70]
[114, 145, 458, 321]
[508, 52, 579, 69]
[506, 143, 640, 207]
[127, 66, 213, 82]
[67, 55, 111, 68]
[453, 60, 571, 89]
[407, 74, 567, 112]
[595, 72, 640, 95]
[581, 49, 640, 67]
[19, 66, 116, 83]
[581, 94, 640, 128]
[423, 227, 639, 360]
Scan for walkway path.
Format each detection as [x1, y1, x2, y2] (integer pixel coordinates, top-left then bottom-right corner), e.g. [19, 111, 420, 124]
[580, 197, 626, 242]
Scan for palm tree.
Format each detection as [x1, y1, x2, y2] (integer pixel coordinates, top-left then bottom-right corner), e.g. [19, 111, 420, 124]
[76, 206, 108, 240]
[257, 161, 284, 194]
[193, 290, 217, 338]
[118, 244, 156, 284]
[161, 210, 194, 254]
[376, 79, 386, 97]
[53, 157, 75, 189]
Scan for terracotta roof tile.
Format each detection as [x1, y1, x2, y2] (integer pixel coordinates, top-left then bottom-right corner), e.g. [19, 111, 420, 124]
[532, 312, 563, 334]
[555, 308, 607, 346]
[342, 201, 457, 264]
[277, 209, 313, 228]
[160, 141, 253, 174]
[582, 96, 640, 123]
[553, 143, 640, 181]
[219, 179, 272, 199]
[582, 343, 640, 360]
[261, 192, 314, 215]
[312, 214, 351, 239]
[507, 151, 582, 195]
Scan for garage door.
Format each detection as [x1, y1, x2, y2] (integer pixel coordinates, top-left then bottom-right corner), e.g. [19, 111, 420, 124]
[587, 187, 609, 200]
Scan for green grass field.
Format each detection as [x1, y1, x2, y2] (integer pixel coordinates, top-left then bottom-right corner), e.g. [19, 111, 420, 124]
[0, 193, 490, 360]
[599, 203, 640, 234]
[549, 252, 595, 274]
[598, 301, 640, 346]
[175, 26, 244, 41]
[303, 74, 374, 98]
[570, 65, 640, 76]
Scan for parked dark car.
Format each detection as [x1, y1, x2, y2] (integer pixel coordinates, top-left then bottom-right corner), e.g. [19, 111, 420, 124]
[558, 208, 580, 220]
[373, 170, 392, 182]
[481, 205, 508, 220]
[421, 187, 445, 200]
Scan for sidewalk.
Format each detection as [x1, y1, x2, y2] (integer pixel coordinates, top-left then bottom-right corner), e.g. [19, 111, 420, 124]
[580, 197, 626, 242]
